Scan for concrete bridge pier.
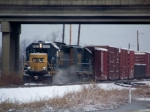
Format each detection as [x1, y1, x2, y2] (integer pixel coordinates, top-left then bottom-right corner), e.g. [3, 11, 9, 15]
[1, 21, 21, 75]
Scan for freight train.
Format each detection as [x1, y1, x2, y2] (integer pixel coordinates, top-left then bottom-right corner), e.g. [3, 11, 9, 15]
[23, 41, 150, 83]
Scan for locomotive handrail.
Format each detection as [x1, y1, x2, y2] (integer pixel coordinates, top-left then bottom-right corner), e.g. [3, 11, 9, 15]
[59, 59, 72, 61]
[77, 63, 91, 65]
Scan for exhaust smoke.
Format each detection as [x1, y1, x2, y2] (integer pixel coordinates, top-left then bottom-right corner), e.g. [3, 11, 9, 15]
[52, 66, 79, 84]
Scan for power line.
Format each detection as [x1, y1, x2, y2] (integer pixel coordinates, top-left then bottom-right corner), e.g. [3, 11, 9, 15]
[84, 26, 136, 38]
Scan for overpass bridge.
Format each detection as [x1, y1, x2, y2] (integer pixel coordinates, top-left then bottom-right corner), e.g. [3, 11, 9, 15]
[0, 0, 150, 74]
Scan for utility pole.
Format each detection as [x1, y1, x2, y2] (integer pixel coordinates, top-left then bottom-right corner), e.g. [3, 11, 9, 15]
[77, 24, 81, 46]
[137, 30, 139, 51]
[128, 43, 130, 50]
[62, 24, 65, 43]
[137, 30, 144, 51]
[70, 24, 72, 45]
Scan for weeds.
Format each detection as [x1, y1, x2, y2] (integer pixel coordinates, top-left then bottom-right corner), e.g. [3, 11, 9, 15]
[132, 85, 150, 98]
[0, 99, 20, 111]
[0, 73, 23, 86]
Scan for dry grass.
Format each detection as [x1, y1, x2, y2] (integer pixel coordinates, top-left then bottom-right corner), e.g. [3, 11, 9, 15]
[132, 85, 150, 98]
[0, 84, 150, 112]
[0, 100, 20, 111]
[0, 72, 23, 86]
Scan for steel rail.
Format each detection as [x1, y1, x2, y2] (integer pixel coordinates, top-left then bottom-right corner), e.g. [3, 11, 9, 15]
[0, 79, 149, 88]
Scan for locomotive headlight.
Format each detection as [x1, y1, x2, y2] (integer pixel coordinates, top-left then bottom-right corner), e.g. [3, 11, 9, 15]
[39, 43, 42, 48]
[27, 67, 31, 70]
[43, 67, 46, 71]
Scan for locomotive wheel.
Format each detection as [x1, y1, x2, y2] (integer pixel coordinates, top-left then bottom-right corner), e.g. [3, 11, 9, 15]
[43, 75, 52, 84]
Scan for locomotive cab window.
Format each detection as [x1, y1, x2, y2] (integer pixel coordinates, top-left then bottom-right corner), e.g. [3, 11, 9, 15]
[33, 48, 48, 53]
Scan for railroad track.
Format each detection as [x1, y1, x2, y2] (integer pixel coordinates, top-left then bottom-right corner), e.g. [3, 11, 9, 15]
[0, 80, 115, 88]
[0, 79, 149, 88]
[0, 81, 98, 88]
[114, 80, 148, 88]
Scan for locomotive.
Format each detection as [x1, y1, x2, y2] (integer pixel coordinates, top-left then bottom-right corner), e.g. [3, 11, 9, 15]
[23, 41, 92, 83]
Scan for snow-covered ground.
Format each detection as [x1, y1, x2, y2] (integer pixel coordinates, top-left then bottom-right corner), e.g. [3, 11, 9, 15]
[0, 83, 123, 103]
[0, 81, 150, 103]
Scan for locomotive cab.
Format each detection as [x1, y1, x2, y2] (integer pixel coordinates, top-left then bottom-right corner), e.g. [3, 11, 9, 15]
[23, 41, 59, 84]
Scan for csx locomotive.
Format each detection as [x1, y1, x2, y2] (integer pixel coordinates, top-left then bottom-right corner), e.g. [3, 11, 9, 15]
[23, 41, 93, 83]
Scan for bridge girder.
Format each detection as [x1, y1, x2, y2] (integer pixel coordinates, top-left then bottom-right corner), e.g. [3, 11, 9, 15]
[0, 4, 150, 24]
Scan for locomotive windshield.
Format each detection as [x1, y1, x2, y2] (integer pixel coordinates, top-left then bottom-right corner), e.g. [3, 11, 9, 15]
[25, 42, 59, 63]
[26, 43, 51, 61]
[32, 48, 48, 53]
[26, 48, 48, 56]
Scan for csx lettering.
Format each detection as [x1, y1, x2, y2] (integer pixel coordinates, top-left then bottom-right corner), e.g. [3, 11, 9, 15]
[32, 58, 44, 63]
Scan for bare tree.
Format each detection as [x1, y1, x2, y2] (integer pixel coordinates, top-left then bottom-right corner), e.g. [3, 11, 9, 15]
[32, 35, 41, 43]
[20, 39, 31, 56]
[19, 39, 31, 72]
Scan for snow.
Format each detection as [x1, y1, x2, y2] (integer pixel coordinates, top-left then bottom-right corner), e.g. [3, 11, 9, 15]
[120, 48, 128, 50]
[0, 82, 135, 103]
[137, 98, 150, 101]
[44, 41, 52, 43]
[0, 85, 81, 103]
[145, 51, 150, 54]
[85, 48, 92, 53]
[43, 41, 59, 50]
[94, 47, 108, 51]
[135, 52, 145, 55]
[51, 42, 59, 50]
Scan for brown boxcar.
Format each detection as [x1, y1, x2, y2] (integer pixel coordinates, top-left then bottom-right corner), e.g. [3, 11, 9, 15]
[119, 48, 129, 80]
[86, 46, 108, 81]
[100, 46, 120, 80]
[128, 50, 135, 79]
[134, 52, 146, 78]
[91, 46, 120, 80]
[145, 52, 150, 78]
[114, 47, 120, 80]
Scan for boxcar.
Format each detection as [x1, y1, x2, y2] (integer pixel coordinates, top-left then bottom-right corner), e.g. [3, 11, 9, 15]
[87, 46, 120, 80]
[98, 46, 120, 80]
[145, 52, 150, 78]
[128, 50, 135, 79]
[119, 48, 129, 80]
[87, 46, 108, 81]
[134, 52, 146, 79]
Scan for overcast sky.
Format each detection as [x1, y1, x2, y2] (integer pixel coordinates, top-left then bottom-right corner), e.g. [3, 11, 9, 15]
[0, 24, 150, 52]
